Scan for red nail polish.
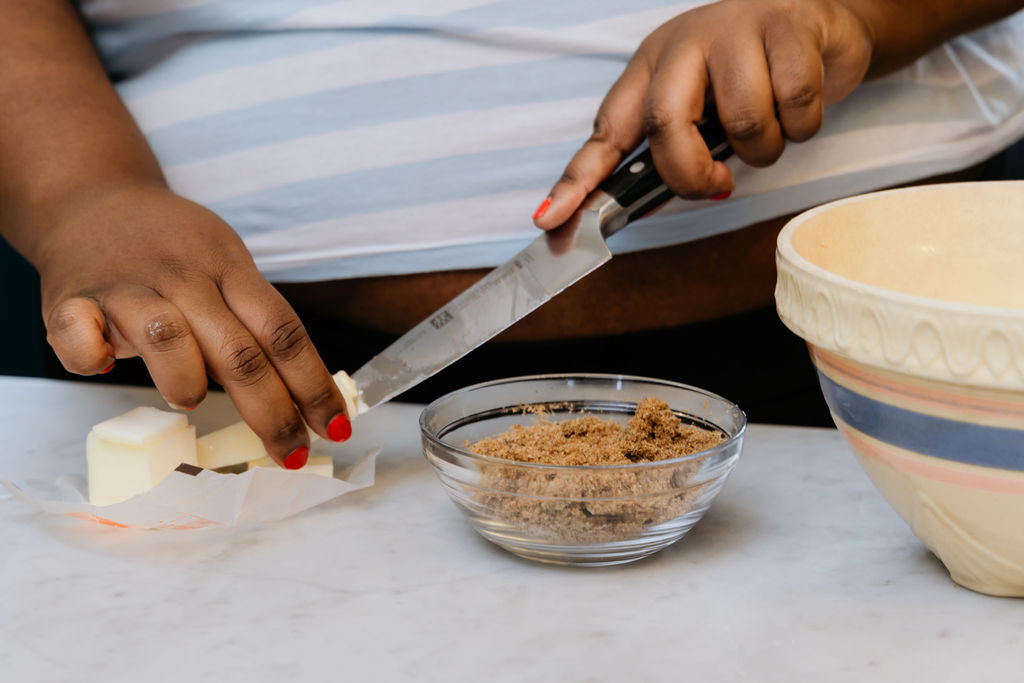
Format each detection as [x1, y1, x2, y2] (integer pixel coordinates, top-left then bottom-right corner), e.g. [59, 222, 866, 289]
[328, 414, 352, 442]
[532, 197, 552, 220]
[710, 191, 732, 201]
[100, 362, 115, 374]
[284, 446, 309, 470]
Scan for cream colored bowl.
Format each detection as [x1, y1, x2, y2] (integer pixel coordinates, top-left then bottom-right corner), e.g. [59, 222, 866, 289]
[775, 181, 1024, 597]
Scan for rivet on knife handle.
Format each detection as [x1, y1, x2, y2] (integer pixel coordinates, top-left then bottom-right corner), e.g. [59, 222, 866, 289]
[598, 106, 734, 234]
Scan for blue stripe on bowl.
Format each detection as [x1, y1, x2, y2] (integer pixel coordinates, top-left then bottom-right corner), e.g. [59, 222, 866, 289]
[817, 370, 1024, 472]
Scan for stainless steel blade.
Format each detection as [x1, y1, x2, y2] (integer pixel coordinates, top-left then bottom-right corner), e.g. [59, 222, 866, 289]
[352, 190, 622, 410]
[348, 112, 732, 412]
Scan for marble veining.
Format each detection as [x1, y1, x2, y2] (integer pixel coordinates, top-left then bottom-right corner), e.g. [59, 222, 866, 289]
[1, 377, 1021, 682]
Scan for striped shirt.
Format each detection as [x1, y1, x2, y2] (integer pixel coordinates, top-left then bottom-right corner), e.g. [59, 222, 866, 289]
[79, 1, 1024, 282]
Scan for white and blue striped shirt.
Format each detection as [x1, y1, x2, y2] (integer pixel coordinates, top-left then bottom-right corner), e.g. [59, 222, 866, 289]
[79, 1, 1024, 282]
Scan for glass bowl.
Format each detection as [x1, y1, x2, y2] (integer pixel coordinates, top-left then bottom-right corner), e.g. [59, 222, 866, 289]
[419, 374, 746, 566]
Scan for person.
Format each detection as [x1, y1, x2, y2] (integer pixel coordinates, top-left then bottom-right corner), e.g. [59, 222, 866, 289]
[2, 0, 1023, 468]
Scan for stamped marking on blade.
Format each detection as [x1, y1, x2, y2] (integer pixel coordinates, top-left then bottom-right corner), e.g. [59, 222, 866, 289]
[430, 310, 453, 329]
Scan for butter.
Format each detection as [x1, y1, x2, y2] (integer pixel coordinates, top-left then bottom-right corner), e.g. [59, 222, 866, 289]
[196, 420, 265, 471]
[86, 373, 358, 502]
[197, 370, 363, 471]
[333, 370, 367, 417]
[86, 407, 197, 506]
[248, 455, 334, 478]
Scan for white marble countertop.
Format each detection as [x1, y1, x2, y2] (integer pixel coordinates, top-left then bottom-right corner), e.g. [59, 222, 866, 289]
[1, 375, 1020, 682]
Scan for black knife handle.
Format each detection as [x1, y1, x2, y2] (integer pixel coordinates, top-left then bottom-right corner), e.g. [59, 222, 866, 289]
[598, 106, 733, 226]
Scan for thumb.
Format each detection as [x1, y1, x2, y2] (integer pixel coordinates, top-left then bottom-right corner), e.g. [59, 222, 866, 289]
[45, 296, 119, 375]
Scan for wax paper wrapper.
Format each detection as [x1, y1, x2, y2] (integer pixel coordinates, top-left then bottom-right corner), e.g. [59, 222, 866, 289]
[0, 448, 377, 530]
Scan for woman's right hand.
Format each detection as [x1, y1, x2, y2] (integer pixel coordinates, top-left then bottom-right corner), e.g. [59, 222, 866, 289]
[35, 183, 353, 468]
[0, 1, 352, 468]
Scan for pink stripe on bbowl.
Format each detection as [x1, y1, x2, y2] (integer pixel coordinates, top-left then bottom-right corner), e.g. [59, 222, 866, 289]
[813, 347, 1024, 424]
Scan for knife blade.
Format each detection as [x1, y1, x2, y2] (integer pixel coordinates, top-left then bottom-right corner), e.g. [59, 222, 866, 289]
[351, 111, 732, 411]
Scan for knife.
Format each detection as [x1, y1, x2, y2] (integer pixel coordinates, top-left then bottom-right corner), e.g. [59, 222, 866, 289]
[351, 110, 733, 411]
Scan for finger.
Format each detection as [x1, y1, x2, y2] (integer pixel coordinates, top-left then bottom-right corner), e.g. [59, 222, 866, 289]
[45, 297, 116, 375]
[184, 281, 310, 468]
[220, 272, 352, 444]
[534, 54, 650, 230]
[101, 287, 208, 411]
[765, 23, 824, 142]
[643, 45, 733, 199]
[706, 32, 785, 167]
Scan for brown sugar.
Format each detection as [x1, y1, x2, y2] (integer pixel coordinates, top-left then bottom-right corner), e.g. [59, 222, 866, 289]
[465, 398, 727, 543]
[470, 397, 724, 465]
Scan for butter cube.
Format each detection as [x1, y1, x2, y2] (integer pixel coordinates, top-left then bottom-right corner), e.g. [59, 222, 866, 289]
[87, 407, 197, 506]
[248, 455, 334, 478]
[197, 370, 363, 470]
[197, 420, 265, 470]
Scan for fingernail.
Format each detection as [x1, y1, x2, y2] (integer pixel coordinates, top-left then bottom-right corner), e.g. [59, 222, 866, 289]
[284, 446, 309, 470]
[327, 414, 352, 442]
[100, 362, 115, 374]
[710, 191, 732, 201]
[167, 402, 198, 412]
[532, 196, 552, 220]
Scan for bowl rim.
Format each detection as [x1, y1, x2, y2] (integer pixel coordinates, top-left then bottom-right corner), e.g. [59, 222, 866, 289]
[418, 372, 747, 471]
[776, 180, 1024, 318]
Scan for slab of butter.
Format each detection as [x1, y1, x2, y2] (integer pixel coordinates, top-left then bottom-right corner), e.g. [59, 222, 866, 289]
[197, 421, 264, 471]
[87, 406, 198, 506]
[248, 455, 334, 478]
[196, 370, 363, 470]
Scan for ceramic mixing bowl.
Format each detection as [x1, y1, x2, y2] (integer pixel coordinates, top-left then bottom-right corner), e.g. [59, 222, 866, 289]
[775, 181, 1024, 596]
[419, 374, 746, 566]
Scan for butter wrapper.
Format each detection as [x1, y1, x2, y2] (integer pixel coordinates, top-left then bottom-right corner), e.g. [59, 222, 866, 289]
[0, 448, 377, 530]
